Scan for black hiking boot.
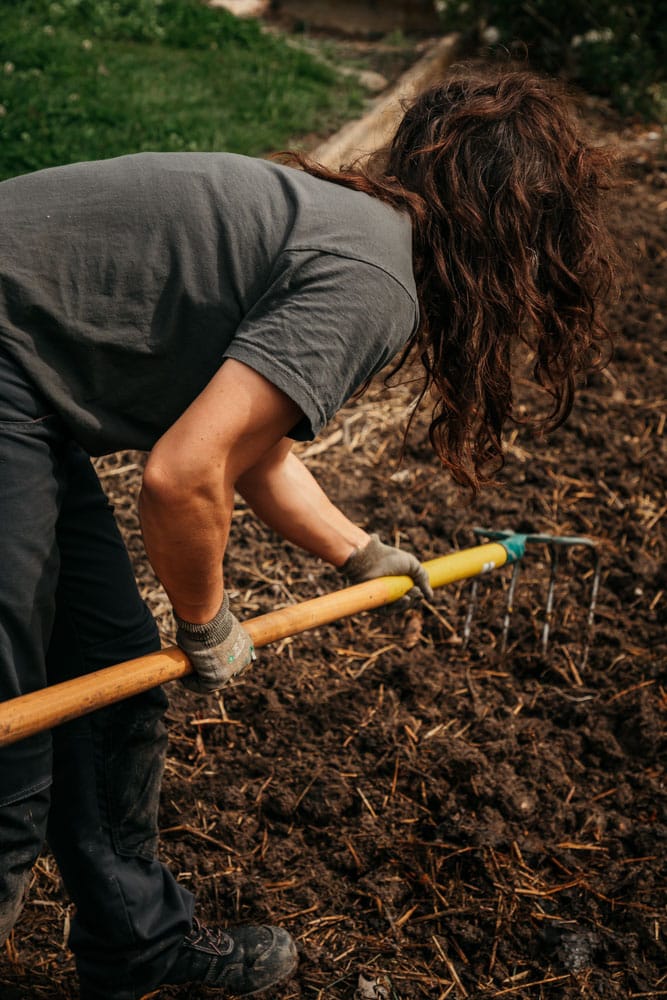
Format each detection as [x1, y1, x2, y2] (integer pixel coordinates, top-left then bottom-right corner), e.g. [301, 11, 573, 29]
[159, 918, 298, 995]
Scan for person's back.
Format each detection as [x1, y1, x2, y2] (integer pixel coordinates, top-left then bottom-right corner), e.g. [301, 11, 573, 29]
[0, 152, 418, 454]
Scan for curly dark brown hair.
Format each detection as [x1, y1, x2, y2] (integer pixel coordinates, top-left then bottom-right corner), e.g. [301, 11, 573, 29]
[280, 65, 619, 489]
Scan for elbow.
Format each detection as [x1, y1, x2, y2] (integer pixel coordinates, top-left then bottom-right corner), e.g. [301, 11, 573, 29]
[141, 447, 230, 516]
[140, 454, 184, 518]
[139, 451, 195, 511]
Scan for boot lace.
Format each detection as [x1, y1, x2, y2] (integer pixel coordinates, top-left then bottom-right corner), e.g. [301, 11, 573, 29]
[185, 917, 234, 956]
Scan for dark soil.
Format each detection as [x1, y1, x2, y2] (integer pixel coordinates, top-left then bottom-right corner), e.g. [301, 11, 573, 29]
[1, 95, 665, 1000]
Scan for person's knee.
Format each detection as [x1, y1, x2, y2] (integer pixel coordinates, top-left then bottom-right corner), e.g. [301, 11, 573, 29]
[0, 787, 50, 944]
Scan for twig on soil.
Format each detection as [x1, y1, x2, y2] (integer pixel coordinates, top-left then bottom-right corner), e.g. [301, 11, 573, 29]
[513, 876, 587, 896]
[189, 716, 242, 726]
[431, 935, 468, 996]
[556, 842, 607, 851]
[159, 823, 239, 854]
[357, 786, 378, 819]
[293, 770, 322, 810]
[97, 462, 140, 478]
[283, 904, 321, 923]
[491, 975, 571, 996]
[608, 678, 656, 702]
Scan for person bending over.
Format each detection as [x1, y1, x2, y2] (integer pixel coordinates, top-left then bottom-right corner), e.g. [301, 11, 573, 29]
[0, 66, 616, 999]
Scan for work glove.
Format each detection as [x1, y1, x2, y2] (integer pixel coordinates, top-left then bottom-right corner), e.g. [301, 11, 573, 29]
[175, 592, 256, 694]
[338, 533, 433, 610]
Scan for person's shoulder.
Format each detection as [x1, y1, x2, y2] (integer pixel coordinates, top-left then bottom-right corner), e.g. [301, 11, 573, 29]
[282, 175, 416, 298]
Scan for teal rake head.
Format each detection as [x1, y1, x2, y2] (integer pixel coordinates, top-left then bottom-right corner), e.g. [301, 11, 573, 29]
[462, 528, 602, 668]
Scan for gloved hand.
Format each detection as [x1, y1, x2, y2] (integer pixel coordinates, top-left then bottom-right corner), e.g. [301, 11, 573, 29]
[175, 592, 256, 694]
[338, 533, 433, 609]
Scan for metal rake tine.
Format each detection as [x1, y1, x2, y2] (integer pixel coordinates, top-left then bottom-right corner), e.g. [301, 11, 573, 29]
[471, 527, 602, 667]
[500, 558, 522, 655]
[580, 547, 602, 670]
[541, 543, 561, 656]
[536, 536, 600, 668]
[544, 536, 601, 670]
[470, 526, 525, 656]
[462, 578, 479, 651]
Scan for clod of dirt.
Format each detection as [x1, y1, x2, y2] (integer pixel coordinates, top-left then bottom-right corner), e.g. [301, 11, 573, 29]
[542, 923, 602, 973]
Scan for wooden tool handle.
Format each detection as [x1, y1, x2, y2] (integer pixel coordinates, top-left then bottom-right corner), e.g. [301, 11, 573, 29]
[0, 542, 508, 747]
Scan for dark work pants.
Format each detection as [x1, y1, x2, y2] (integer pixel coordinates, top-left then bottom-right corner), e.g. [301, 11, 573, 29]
[0, 348, 194, 998]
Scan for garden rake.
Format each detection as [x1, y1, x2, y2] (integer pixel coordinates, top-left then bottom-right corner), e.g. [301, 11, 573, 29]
[0, 530, 601, 748]
[463, 528, 601, 667]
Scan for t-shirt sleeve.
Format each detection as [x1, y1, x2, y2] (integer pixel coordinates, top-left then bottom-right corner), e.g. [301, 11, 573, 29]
[223, 250, 419, 441]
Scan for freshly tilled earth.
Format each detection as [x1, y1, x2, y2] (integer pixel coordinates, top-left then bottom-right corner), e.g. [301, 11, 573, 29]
[1, 107, 665, 1000]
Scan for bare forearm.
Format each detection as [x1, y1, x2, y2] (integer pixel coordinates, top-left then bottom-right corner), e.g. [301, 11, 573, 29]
[139, 479, 233, 623]
[236, 448, 369, 566]
[137, 359, 303, 624]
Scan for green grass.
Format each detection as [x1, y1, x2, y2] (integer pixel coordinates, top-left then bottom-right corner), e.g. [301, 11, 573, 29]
[0, 0, 364, 180]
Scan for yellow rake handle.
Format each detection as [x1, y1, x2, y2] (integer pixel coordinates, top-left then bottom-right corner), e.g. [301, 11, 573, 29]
[0, 541, 509, 747]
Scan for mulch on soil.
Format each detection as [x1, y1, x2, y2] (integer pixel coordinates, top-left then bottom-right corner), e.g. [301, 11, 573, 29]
[1, 107, 665, 999]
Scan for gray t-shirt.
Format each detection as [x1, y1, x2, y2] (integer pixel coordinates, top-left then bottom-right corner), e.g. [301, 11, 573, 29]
[0, 152, 418, 455]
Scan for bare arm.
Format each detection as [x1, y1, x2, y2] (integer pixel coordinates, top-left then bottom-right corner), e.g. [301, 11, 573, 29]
[236, 442, 370, 567]
[138, 359, 302, 623]
[237, 444, 432, 603]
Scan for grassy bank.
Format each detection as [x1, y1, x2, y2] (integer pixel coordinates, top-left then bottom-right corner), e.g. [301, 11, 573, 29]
[0, 0, 364, 180]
